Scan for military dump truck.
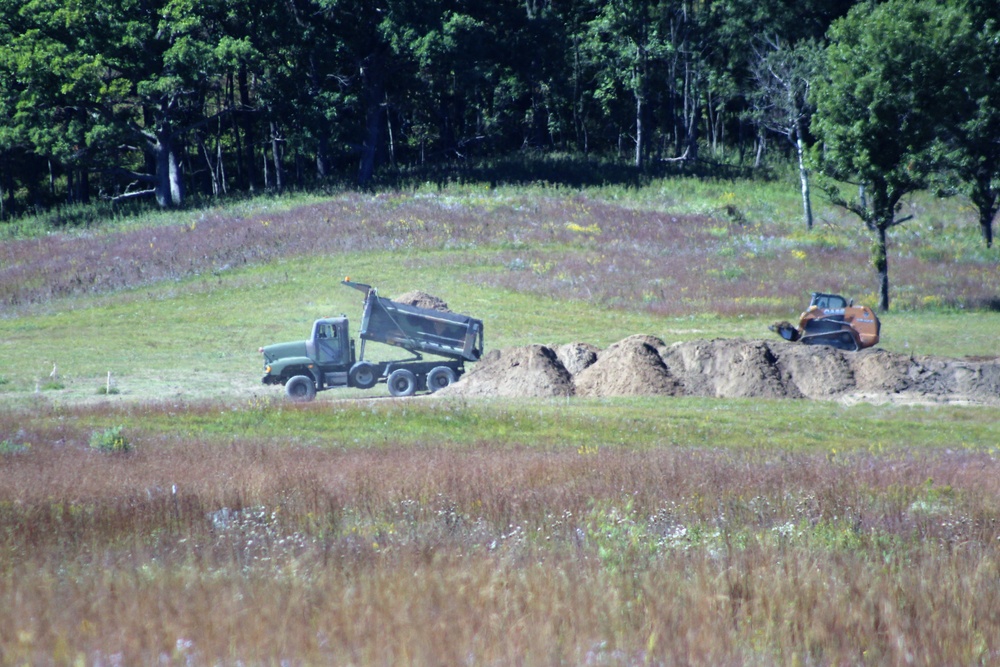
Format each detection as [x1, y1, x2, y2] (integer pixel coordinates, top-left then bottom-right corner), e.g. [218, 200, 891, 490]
[259, 280, 484, 401]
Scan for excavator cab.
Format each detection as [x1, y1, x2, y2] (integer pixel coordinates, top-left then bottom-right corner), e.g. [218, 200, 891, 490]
[808, 293, 848, 310]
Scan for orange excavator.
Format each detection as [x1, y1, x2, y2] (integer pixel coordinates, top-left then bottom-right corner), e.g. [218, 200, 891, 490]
[770, 292, 880, 351]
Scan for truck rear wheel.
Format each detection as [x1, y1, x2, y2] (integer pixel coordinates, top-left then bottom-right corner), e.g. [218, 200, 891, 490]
[426, 366, 457, 393]
[349, 362, 378, 389]
[387, 369, 417, 397]
[285, 375, 317, 402]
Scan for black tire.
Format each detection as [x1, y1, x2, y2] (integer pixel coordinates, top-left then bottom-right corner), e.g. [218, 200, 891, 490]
[387, 368, 417, 397]
[426, 366, 457, 393]
[349, 362, 378, 389]
[285, 375, 317, 402]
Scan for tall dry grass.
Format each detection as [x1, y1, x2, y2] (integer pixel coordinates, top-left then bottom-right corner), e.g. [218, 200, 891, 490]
[2, 411, 998, 665]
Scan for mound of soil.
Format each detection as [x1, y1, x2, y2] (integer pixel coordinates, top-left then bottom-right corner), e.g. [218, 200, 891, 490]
[555, 342, 600, 375]
[392, 290, 451, 312]
[772, 342, 856, 399]
[663, 339, 798, 399]
[575, 335, 683, 397]
[439, 345, 574, 398]
[440, 335, 1000, 406]
[849, 348, 914, 394]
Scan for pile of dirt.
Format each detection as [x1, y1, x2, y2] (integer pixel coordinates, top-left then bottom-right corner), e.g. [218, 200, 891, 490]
[392, 290, 451, 312]
[438, 345, 574, 398]
[771, 343, 856, 398]
[442, 335, 1000, 406]
[662, 339, 796, 399]
[575, 335, 682, 397]
[555, 342, 600, 375]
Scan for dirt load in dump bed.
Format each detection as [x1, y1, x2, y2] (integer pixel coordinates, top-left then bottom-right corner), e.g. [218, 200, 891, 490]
[391, 290, 451, 312]
[440, 337, 1000, 406]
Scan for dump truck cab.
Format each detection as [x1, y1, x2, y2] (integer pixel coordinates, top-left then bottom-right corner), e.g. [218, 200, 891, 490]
[309, 318, 352, 366]
[260, 317, 357, 390]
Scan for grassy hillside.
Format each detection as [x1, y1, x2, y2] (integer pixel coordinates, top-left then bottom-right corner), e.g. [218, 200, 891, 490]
[1, 179, 998, 404]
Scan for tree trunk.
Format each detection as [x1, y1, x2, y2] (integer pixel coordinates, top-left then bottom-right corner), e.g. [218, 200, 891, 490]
[316, 136, 331, 179]
[199, 134, 219, 197]
[358, 51, 386, 187]
[262, 142, 269, 188]
[308, 54, 332, 180]
[634, 84, 644, 169]
[78, 168, 90, 204]
[216, 127, 227, 195]
[795, 121, 813, 230]
[971, 185, 997, 249]
[153, 127, 184, 209]
[754, 129, 765, 168]
[269, 120, 283, 192]
[683, 59, 699, 162]
[1, 160, 13, 218]
[239, 64, 257, 193]
[874, 224, 889, 312]
[385, 103, 396, 169]
[154, 142, 172, 208]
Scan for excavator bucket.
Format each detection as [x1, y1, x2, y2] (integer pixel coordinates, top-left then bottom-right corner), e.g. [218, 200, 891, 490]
[769, 321, 801, 342]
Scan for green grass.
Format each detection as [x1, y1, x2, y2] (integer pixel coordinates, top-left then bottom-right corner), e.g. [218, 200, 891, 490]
[13, 395, 1000, 454]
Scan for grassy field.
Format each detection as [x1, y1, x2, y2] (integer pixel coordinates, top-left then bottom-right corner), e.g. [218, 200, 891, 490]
[2, 176, 999, 665]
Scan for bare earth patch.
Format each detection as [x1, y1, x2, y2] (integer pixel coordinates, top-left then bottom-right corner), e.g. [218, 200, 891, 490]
[443, 337, 1000, 406]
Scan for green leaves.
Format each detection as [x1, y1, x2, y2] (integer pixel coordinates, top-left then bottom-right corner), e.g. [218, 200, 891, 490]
[809, 0, 985, 310]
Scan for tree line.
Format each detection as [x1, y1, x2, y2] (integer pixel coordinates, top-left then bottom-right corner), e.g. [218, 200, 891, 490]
[0, 0, 861, 212]
[1, 0, 998, 308]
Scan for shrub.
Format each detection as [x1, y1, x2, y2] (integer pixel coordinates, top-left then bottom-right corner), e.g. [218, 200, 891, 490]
[0, 439, 29, 455]
[88, 425, 132, 453]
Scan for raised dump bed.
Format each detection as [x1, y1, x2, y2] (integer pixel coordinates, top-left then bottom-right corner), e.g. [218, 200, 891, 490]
[347, 280, 484, 362]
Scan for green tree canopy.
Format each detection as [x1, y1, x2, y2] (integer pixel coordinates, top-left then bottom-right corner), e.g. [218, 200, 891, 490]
[810, 0, 976, 311]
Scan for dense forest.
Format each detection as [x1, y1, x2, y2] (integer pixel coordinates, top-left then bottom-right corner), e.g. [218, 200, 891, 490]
[1, 0, 999, 264]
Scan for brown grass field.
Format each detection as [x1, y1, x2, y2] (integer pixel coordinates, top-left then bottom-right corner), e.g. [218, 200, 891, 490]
[2, 400, 999, 665]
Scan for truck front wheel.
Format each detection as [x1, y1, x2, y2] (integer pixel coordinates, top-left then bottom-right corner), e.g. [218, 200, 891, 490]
[387, 369, 417, 397]
[349, 362, 378, 389]
[285, 375, 317, 402]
